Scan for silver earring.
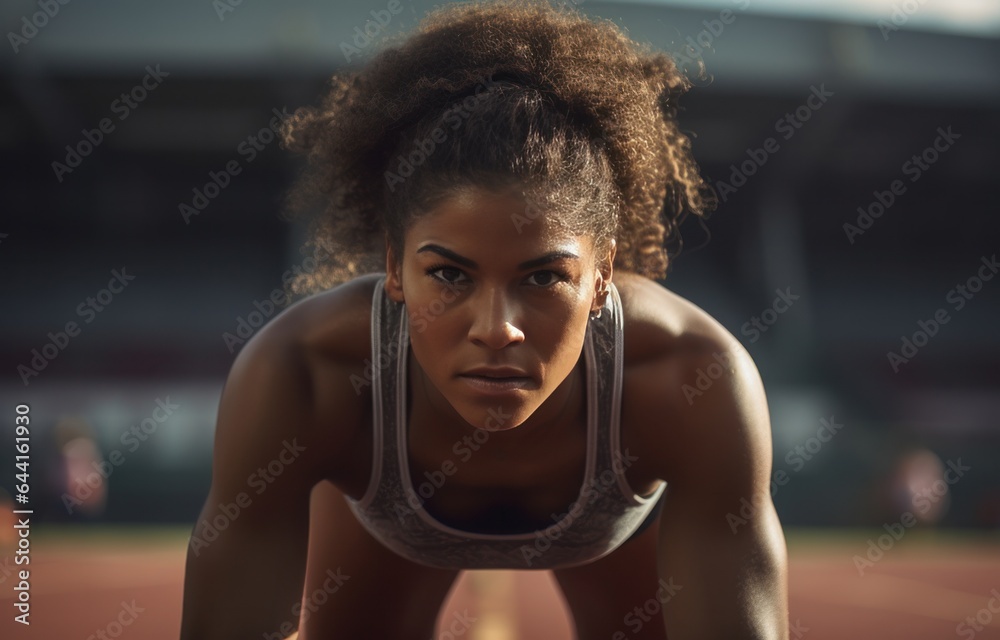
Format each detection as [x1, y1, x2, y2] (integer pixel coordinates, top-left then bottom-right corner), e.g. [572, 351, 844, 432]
[591, 288, 607, 319]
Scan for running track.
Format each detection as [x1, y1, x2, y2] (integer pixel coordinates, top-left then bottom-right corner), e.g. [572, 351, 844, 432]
[1, 528, 998, 639]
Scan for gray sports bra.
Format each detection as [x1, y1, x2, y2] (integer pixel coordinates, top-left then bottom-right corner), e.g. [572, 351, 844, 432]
[346, 274, 666, 569]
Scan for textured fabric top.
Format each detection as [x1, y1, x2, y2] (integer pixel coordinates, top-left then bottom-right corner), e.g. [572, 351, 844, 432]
[345, 274, 666, 570]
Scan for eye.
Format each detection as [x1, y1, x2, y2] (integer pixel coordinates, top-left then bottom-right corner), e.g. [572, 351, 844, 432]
[427, 266, 468, 285]
[524, 270, 567, 287]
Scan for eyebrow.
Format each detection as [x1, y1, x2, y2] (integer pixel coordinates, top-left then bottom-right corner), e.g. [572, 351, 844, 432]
[415, 244, 580, 270]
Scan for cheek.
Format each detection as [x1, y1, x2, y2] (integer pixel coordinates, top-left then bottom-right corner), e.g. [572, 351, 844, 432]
[405, 306, 465, 372]
[532, 297, 589, 339]
[403, 278, 465, 333]
[530, 310, 590, 376]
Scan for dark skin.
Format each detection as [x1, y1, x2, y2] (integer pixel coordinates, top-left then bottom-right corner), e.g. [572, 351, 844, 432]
[179, 185, 788, 640]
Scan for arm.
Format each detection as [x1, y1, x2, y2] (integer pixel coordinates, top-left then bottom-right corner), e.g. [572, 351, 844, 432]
[179, 322, 341, 640]
[655, 339, 789, 639]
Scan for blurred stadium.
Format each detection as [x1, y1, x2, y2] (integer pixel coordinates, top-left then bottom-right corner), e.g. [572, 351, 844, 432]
[1, 0, 998, 638]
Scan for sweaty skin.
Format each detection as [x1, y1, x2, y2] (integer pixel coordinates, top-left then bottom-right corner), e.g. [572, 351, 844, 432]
[180, 185, 788, 639]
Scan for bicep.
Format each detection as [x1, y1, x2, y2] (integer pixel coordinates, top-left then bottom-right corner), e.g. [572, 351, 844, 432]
[655, 343, 789, 639]
[181, 332, 331, 638]
[200, 334, 321, 546]
[658, 483, 788, 639]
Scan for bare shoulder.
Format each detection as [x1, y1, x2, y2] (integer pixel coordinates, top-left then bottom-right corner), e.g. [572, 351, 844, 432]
[274, 271, 383, 369]
[614, 272, 772, 488]
[240, 271, 384, 483]
[613, 271, 738, 364]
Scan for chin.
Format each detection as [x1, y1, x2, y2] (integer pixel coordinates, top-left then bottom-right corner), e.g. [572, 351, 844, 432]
[450, 396, 536, 432]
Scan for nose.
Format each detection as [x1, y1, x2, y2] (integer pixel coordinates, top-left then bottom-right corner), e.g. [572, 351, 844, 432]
[467, 288, 525, 350]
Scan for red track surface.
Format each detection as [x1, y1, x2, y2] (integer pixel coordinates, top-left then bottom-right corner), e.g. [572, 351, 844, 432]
[2, 528, 999, 639]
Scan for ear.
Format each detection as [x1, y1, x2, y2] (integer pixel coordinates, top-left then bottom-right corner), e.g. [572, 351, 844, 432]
[592, 238, 616, 313]
[384, 235, 405, 303]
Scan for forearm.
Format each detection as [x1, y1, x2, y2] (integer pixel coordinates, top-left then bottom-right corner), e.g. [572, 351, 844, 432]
[180, 529, 309, 639]
[659, 503, 789, 639]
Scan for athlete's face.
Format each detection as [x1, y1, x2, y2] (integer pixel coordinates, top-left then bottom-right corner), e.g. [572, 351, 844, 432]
[385, 184, 614, 433]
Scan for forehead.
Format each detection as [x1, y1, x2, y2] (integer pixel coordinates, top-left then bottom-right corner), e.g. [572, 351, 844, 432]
[405, 185, 592, 257]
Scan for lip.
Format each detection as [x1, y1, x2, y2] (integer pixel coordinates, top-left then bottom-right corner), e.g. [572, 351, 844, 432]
[459, 374, 534, 395]
[461, 366, 530, 378]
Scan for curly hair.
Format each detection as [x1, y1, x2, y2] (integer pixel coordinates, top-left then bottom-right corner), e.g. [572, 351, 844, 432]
[277, 0, 716, 297]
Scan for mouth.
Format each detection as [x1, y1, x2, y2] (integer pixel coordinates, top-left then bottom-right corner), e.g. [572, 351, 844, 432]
[461, 366, 530, 378]
[458, 374, 535, 394]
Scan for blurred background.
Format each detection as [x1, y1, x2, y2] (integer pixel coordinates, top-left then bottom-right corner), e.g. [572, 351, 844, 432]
[0, 0, 997, 638]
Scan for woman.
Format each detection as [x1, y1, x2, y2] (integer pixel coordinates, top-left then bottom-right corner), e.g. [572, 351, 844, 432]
[180, 0, 789, 638]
